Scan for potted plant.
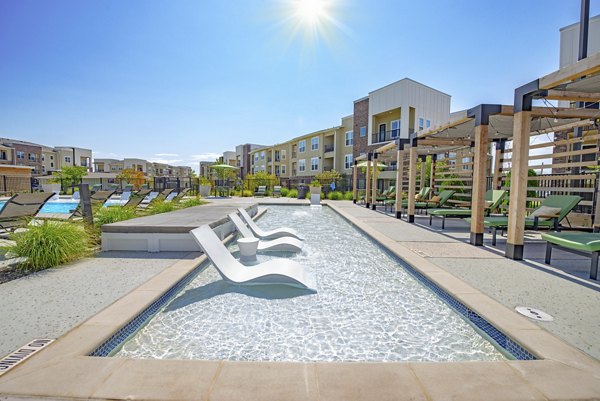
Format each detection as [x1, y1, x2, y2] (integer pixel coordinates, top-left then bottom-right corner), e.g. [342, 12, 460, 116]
[198, 176, 212, 197]
[309, 179, 322, 195]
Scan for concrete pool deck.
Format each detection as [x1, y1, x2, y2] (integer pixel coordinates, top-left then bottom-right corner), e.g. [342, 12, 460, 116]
[0, 199, 599, 400]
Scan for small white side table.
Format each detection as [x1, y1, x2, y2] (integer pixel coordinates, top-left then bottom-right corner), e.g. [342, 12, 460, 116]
[238, 238, 259, 263]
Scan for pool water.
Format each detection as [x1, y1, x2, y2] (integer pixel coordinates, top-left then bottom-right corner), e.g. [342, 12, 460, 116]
[38, 202, 79, 214]
[0, 200, 79, 214]
[115, 206, 507, 362]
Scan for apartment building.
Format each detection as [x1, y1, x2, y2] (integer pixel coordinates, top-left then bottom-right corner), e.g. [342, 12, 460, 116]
[248, 115, 354, 184]
[235, 143, 266, 178]
[199, 161, 213, 178]
[0, 138, 92, 176]
[553, 14, 600, 172]
[352, 78, 451, 187]
[221, 151, 237, 167]
[93, 158, 192, 178]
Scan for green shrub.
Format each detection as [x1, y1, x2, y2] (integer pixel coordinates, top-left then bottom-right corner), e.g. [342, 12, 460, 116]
[148, 200, 177, 215]
[6, 220, 92, 271]
[280, 187, 289, 197]
[305, 191, 311, 199]
[287, 189, 298, 198]
[179, 198, 207, 208]
[327, 191, 344, 200]
[344, 191, 354, 200]
[94, 206, 137, 227]
[242, 190, 253, 197]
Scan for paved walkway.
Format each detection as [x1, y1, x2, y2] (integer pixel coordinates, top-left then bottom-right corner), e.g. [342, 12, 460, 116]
[338, 202, 600, 360]
[0, 251, 198, 358]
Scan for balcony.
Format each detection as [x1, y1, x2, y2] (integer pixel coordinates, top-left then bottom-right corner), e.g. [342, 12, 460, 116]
[292, 152, 297, 159]
[371, 129, 400, 144]
[324, 145, 335, 153]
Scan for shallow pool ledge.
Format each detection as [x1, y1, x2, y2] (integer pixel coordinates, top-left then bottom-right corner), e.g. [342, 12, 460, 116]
[101, 202, 258, 252]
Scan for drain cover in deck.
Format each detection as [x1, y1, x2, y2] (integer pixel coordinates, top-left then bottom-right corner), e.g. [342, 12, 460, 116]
[515, 306, 554, 322]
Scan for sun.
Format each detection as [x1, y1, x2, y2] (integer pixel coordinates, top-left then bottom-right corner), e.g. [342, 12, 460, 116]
[295, 0, 328, 24]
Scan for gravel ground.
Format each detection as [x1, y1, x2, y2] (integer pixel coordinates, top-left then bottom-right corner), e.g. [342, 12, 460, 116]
[0, 251, 196, 358]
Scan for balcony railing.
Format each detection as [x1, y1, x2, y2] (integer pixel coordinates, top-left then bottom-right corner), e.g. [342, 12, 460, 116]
[371, 129, 400, 144]
[292, 152, 297, 159]
[324, 145, 335, 153]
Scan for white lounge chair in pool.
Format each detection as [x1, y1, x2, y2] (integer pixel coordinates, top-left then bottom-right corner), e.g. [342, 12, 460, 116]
[238, 208, 303, 241]
[190, 225, 316, 291]
[228, 213, 303, 253]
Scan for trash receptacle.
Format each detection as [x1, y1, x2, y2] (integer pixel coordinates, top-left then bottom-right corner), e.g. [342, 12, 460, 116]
[297, 185, 308, 199]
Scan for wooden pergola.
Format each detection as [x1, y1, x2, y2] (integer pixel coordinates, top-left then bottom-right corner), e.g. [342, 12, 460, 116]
[352, 69, 600, 256]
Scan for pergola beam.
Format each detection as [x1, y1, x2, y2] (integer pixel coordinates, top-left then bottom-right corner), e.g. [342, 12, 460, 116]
[418, 139, 473, 147]
[539, 51, 600, 90]
[543, 90, 600, 102]
[532, 119, 595, 135]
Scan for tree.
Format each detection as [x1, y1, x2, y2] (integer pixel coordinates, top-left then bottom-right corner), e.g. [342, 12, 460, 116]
[315, 169, 342, 184]
[51, 166, 88, 190]
[244, 171, 278, 190]
[211, 165, 237, 181]
[117, 168, 146, 190]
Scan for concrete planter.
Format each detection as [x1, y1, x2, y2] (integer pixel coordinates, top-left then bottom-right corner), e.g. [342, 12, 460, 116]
[309, 186, 322, 195]
[198, 185, 211, 197]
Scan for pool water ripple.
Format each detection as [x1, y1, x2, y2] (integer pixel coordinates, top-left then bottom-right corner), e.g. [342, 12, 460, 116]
[115, 206, 506, 362]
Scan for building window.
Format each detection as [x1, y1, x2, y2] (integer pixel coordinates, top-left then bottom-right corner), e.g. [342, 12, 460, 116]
[50, 155, 53, 160]
[0, 151, 6, 160]
[344, 154, 353, 169]
[281, 150, 286, 160]
[345, 131, 353, 146]
[50, 162, 54, 168]
[311, 137, 319, 151]
[418, 118, 424, 131]
[462, 156, 470, 171]
[281, 164, 286, 174]
[16, 151, 25, 159]
[260, 151, 265, 160]
[426, 119, 431, 128]
[299, 140, 306, 153]
[299, 159, 306, 172]
[65, 156, 71, 163]
[311, 157, 318, 171]
[254, 154, 258, 162]
[359, 126, 367, 137]
[29, 153, 36, 161]
[391, 120, 400, 138]
[41, 155, 45, 161]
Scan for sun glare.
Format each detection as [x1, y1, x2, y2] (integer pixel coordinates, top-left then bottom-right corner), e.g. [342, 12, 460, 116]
[295, 0, 328, 24]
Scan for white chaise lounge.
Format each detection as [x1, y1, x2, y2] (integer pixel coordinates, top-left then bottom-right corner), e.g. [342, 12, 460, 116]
[228, 213, 303, 253]
[190, 225, 316, 291]
[238, 208, 303, 241]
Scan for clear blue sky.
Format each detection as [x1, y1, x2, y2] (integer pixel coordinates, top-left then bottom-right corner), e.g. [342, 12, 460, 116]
[1, 0, 598, 170]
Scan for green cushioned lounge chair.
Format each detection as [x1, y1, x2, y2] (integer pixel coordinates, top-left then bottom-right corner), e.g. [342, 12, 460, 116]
[414, 189, 455, 212]
[376, 186, 395, 203]
[467, 195, 582, 246]
[542, 232, 600, 280]
[428, 190, 507, 229]
[254, 186, 266, 197]
[401, 187, 432, 207]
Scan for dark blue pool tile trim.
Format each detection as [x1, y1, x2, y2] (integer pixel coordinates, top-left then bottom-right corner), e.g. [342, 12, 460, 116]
[328, 205, 537, 361]
[89, 261, 208, 357]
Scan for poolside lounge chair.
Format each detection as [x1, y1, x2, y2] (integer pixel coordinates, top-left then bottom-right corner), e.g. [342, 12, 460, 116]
[376, 186, 395, 203]
[401, 187, 432, 206]
[156, 188, 174, 201]
[273, 186, 282, 197]
[228, 213, 303, 253]
[238, 208, 303, 241]
[91, 190, 116, 204]
[140, 191, 159, 207]
[171, 187, 190, 202]
[105, 191, 132, 207]
[91, 184, 102, 193]
[542, 232, 600, 280]
[428, 190, 507, 229]
[254, 186, 266, 197]
[468, 195, 582, 246]
[165, 192, 177, 202]
[190, 225, 316, 290]
[135, 188, 152, 198]
[0, 192, 55, 232]
[409, 190, 455, 214]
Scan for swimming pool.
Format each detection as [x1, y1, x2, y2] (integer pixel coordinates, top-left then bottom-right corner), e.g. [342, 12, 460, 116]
[0, 200, 79, 214]
[111, 206, 518, 362]
[38, 202, 79, 214]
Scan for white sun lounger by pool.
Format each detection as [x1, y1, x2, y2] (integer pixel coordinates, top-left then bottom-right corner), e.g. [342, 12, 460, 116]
[228, 213, 303, 253]
[141, 191, 159, 204]
[238, 208, 303, 241]
[190, 225, 316, 291]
